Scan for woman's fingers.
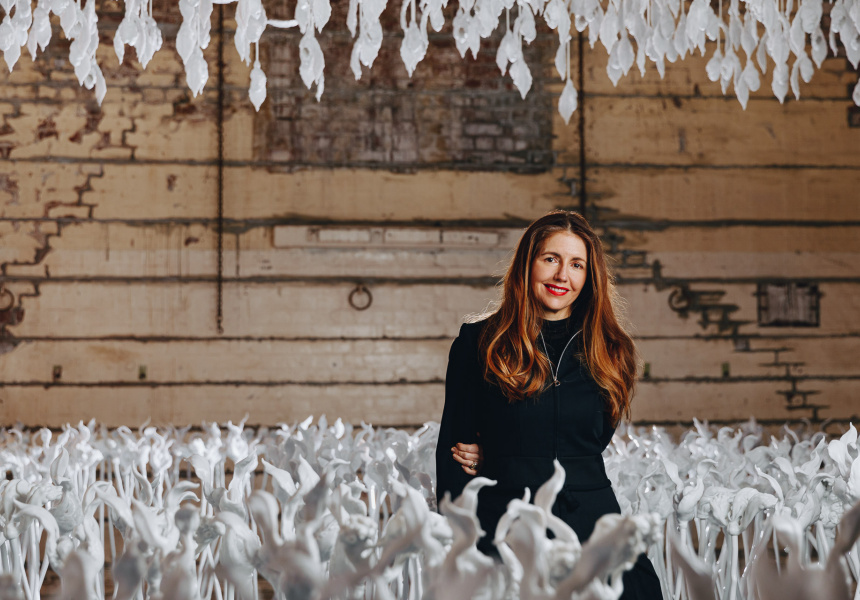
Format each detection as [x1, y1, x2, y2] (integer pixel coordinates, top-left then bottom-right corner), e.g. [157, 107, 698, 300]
[456, 454, 478, 475]
[451, 452, 478, 466]
[453, 443, 481, 458]
[461, 464, 478, 475]
[456, 443, 480, 453]
[451, 442, 482, 475]
[450, 447, 479, 462]
[459, 443, 483, 465]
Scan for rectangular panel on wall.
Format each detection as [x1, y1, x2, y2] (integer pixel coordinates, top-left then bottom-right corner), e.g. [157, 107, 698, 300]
[273, 225, 522, 250]
[756, 283, 821, 328]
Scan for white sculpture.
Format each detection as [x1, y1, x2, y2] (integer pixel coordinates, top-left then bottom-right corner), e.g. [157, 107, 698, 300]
[0, 417, 858, 599]
[3, 0, 859, 117]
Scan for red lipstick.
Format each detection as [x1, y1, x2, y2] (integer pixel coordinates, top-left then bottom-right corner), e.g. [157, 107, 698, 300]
[544, 283, 568, 296]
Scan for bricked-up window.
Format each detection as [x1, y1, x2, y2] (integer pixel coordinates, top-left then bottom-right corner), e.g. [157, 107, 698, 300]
[255, 2, 555, 172]
[756, 283, 821, 327]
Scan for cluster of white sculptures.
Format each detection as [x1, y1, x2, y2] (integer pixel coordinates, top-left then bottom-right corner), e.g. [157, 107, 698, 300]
[2, 0, 859, 120]
[0, 416, 858, 599]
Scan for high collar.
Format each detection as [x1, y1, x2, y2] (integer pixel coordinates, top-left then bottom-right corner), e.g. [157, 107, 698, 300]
[541, 302, 586, 343]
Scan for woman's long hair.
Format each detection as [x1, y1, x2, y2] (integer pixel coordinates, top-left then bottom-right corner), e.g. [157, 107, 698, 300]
[476, 210, 637, 425]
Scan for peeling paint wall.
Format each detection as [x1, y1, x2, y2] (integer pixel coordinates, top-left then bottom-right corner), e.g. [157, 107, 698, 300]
[0, 2, 858, 429]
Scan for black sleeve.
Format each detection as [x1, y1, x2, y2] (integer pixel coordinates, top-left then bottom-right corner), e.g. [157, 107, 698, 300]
[435, 323, 481, 507]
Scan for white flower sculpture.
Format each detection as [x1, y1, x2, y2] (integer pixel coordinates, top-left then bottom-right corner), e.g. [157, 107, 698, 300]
[2, 0, 859, 120]
[0, 417, 857, 599]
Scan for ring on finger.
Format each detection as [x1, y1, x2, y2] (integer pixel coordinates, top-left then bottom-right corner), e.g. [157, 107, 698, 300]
[470, 461, 478, 470]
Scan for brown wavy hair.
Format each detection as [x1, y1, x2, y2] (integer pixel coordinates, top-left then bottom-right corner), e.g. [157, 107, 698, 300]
[476, 210, 637, 425]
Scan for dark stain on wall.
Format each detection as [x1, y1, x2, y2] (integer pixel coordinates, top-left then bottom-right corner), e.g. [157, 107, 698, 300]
[256, 3, 555, 172]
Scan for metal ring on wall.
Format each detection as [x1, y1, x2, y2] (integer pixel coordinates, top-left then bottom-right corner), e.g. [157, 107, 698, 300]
[348, 284, 373, 311]
[667, 286, 691, 313]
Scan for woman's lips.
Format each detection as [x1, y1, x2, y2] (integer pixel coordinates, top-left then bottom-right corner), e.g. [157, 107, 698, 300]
[544, 283, 568, 296]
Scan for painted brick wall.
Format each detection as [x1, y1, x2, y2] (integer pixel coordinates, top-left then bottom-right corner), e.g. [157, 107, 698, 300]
[0, 0, 858, 430]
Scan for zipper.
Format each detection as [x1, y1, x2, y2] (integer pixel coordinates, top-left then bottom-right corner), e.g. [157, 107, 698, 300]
[540, 329, 579, 461]
[553, 383, 559, 460]
[539, 329, 580, 462]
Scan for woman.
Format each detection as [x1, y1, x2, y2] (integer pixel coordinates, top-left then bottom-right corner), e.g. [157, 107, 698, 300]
[435, 210, 662, 598]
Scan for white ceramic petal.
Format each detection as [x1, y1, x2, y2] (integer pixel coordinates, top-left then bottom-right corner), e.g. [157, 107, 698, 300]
[400, 21, 428, 76]
[506, 56, 530, 99]
[345, 0, 358, 35]
[741, 16, 758, 57]
[452, 10, 471, 58]
[599, 4, 619, 52]
[176, 20, 196, 64]
[313, 0, 331, 31]
[842, 423, 859, 448]
[93, 62, 106, 105]
[809, 26, 827, 66]
[706, 48, 722, 81]
[349, 40, 363, 79]
[846, 32, 860, 69]
[518, 4, 537, 43]
[299, 31, 321, 89]
[553, 39, 566, 79]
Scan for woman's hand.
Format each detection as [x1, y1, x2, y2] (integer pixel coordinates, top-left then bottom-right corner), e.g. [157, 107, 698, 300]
[451, 442, 483, 476]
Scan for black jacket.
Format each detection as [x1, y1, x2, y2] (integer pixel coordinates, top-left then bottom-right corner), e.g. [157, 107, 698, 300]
[434, 319, 665, 598]
[436, 319, 615, 507]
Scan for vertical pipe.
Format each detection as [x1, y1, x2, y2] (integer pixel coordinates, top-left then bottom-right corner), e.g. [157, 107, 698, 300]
[577, 31, 587, 215]
[216, 4, 225, 335]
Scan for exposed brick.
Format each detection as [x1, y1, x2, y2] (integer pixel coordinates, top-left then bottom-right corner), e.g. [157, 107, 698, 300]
[464, 123, 504, 137]
[257, 4, 554, 171]
[475, 137, 494, 151]
[459, 137, 475, 150]
[142, 89, 166, 104]
[512, 124, 538, 138]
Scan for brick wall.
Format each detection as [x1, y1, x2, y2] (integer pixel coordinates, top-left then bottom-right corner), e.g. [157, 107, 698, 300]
[0, 0, 858, 429]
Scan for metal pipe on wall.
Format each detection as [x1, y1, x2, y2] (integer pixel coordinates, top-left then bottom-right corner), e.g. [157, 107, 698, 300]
[216, 4, 225, 335]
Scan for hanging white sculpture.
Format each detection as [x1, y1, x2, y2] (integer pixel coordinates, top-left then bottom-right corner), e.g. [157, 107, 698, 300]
[2, 0, 860, 119]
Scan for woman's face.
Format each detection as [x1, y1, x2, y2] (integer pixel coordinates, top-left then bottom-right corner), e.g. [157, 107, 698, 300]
[530, 231, 588, 320]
